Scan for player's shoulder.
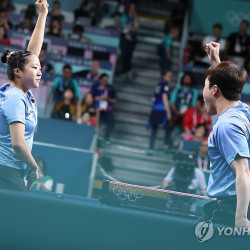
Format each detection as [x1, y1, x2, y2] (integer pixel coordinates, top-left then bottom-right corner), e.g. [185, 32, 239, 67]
[215, 105, 249, 132]
[1, 85, 26, 101]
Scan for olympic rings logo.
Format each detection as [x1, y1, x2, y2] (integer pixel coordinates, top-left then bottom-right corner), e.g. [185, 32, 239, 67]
[113, 186, 144, 202]
[226, 11, 250, 27]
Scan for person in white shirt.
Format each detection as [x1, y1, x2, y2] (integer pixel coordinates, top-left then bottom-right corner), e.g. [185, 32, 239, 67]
[201, 23, 226, 65]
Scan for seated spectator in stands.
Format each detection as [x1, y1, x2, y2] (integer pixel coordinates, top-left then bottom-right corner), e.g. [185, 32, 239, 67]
[113, 0, 126, 29]
[78, 113, 98, 126]
[183, 123, 208, 143]
[46, 16, 63, 37]
[168, 73, 198, 142]
[74, 0, 95, 24]
[69, 24, 92, 43]
[32, 157, 53, 192]
[52, 88, 77, 122]
[159, 25, 180, 71]
[147, 70, 172, 150]
[195, 23, 226, 66]
[182, 95, 211, 136]
[39, 48, 54, 73]
[17, 14, 35, 33]
[0, 24, 10, 45]
[225, 19, 250, 67]
[0, 0, 15, 12]
[120, 2, 139, 79]
[162, 150, 207, 195]
[48, 1, 64, 22]
[77, 92, 98, 126]
[91, 73, 116, 139]
[73, 60, 101, 81]
[0, 9, 12, 30]
[22, 4, 37, 19]
[78, 112, 91, 126]
[197, 140, 209, 171]
[52, 64, 83, 115]
[95, 0, 109, 27]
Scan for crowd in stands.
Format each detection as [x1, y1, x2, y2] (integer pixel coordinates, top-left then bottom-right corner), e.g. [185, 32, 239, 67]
[186, 19, 250, 72]
[50, 62, 117, 140]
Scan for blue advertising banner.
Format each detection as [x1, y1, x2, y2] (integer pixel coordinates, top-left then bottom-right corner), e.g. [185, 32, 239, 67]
[8, 30, 118, 54]
[32, 144, 94, 197]
[34, 118, 96, 150]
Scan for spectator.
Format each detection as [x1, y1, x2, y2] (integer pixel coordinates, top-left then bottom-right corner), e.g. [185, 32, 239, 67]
[52, 88, 77, 121]
[69, 24, 92, 43]
[162, 151, 207, 195]
[159, 25, 180, 71]
[74, 0, 95, 24]
[91, 73, 116, 140]
[39, 48, 54, 74]
[0, 9, 12, 30]
[182, 95, 211, 135]
[73, 60, 101, 81]
[0, 0, 15, 12]
[147, 70, 172, 150]
[48, 1, 64, 22]
[167, 73, 198, 146]
[0, 24, 10, 45]
[78, 112, 91, 126]
[197, 140, 210, 171]
[225, 19, 250, 67]
[77, 92, 98, 126]
[120, 2, 139, 78]
[170, 73, 198, 119]
[46, 16, 63, 37]
[195, 23, 226, 66]
[23, 4, 37, 19]
[32, 157, 53, 192]
[95, 0, 109, 27]
[113, 0, 126, 29]
[183, 123, 208, 143]
[17, 14, 35, 33]
[52, 64, 83, 115]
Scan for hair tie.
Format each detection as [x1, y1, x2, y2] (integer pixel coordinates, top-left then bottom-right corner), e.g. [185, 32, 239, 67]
[6, 51, 15, 63]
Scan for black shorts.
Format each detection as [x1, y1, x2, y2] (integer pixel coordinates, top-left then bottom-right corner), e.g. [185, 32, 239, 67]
[0, 164, 27, 192]
[149, 110, 167, 127]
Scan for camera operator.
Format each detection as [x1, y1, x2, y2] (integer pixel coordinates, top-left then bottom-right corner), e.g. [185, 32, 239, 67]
[162, 150, 207, 195]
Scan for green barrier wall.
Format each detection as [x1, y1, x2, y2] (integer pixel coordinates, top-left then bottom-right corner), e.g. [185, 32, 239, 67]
[0, 190, 249, 249]
[190, 0, 250, 37]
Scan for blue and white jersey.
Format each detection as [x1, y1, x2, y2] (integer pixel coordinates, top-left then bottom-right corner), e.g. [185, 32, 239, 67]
[152, 80, 169, 110]
[206, 102, 250, 198]
[0, 83, 37, 170]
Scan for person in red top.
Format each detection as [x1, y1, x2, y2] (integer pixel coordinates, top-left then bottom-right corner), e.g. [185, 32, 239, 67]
[183, 95, 211, 135]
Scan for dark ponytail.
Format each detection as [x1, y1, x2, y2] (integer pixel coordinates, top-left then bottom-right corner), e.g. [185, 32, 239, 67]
[1, 50, 34, 81]
[1, 49, 10, 64]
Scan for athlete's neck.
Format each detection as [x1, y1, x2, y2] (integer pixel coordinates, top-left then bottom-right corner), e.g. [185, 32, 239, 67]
[10, 81, 28, 94]
[217, 99, 240, 116]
